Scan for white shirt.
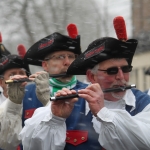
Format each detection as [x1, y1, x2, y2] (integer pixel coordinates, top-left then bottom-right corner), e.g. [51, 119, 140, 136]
[20, 89, 150, 150]
[0, 86, 6, 105]
[0, 86, 22, 150]
[0, 98, 22, 150]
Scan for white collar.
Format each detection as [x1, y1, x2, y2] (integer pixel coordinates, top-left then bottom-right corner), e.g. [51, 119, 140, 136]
[123, 89, 136, 110]
[85, 89, 136, 115]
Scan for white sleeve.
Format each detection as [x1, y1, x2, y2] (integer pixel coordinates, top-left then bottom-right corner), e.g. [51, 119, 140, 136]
[93, 104, 150, 150]
[0, 99, 22, 150]
[20, 103, 66, 150]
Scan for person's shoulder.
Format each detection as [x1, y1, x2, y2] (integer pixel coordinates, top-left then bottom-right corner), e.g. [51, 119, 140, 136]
[76, 80, 88, 88]
[144, 89, 150, 95]
[131, 88, 150, 100]
[131, 88, 146, 94]
[131, 88, 150, 111]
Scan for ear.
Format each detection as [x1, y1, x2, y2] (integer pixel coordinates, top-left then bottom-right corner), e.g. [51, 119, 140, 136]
[0, 78, 3, 86]
[86, 70, 97, 83]
[42, 61, 48, 71]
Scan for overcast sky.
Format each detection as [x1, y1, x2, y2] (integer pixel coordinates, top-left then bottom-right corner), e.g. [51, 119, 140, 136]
[95, 0, 132, 38]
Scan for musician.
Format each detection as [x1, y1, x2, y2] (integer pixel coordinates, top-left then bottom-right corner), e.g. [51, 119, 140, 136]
[3, 24, 87, 150]
[0, 54, 30, 150]
[19, 24, 85, 126]
[19, 37, 150, 150]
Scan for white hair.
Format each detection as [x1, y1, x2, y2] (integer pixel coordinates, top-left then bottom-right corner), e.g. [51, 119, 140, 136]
[90, 63, 100, 74]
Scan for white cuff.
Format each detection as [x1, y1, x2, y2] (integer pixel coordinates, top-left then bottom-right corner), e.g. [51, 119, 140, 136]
[51, 114, 66, 125]
[97, 107, 115, 122]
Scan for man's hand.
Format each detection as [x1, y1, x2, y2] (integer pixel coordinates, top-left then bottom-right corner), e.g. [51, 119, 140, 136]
[78, 83, 104, 116]
[52, 88, 78, 118]
[29, 71, 50, 106]
[7, 75, 27, 104]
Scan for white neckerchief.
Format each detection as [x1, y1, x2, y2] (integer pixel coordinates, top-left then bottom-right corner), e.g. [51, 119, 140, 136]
[85, 89, 136, 115]
[0, 86, 7, 105]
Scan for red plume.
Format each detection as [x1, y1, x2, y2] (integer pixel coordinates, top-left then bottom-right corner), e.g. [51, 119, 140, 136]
[67, 23, 78, 39]
[113, 16, 127, 41]
[0, 32, 2, 43]
[17, 44, 26, 59]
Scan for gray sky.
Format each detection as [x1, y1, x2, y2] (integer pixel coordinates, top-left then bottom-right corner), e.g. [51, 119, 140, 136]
[95, 0, 132, 38]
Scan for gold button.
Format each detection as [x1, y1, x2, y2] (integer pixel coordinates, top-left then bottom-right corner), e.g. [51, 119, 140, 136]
[26, 112, 29, 115]
[81, 137, 85, 140]
[74, 139, 77, 142]
[66, 137, 70, 140]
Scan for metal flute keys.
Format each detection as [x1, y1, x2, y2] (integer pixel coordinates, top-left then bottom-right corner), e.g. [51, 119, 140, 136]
[50, 84, 136, 101]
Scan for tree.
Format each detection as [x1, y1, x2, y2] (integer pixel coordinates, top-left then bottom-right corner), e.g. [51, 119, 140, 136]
[0, 0, 110, 73]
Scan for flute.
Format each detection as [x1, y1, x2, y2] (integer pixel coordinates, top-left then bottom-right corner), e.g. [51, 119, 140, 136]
[5, 73, 68, 84]
[50, 84, 136, 101]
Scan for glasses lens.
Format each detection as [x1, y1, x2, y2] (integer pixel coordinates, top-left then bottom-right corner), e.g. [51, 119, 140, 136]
[122, 66, 132, 73]
[107, 67, 118, 75]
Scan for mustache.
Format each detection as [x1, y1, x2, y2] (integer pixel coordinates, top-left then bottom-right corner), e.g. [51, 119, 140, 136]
[110, 80, 128, 88]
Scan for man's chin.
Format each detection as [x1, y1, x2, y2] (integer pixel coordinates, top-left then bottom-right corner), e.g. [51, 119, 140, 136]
[111, 91, 126, 100]
[56, 71, 73, 80]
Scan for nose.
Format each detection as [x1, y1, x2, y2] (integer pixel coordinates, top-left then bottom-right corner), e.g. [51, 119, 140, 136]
[63, 56, 72, 66]
[115, 67, 124, 80]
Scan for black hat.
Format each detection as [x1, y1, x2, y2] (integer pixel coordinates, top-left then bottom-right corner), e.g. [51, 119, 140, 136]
[0, 54, 30, 76]
[67, 37, 138, 75]
[24, 32, 81, 66]
[0, 33, 11, 58]
[145, 67, 150, 75]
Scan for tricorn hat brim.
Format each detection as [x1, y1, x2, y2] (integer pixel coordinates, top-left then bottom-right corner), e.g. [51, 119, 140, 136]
[24, 32, 81, 66]
[0, 55, 30, 76]
[67, 37, 138, 75]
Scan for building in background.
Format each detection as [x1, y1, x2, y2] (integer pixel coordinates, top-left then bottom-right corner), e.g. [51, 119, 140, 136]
[130, 0, 150, 91]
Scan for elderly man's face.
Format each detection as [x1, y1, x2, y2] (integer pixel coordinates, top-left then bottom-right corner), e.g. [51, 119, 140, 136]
[87, 58, 130, 101]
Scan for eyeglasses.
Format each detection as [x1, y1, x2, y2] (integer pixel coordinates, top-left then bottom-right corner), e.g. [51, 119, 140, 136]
[44, 54, 78, 61]
[98, 65, 133, 75]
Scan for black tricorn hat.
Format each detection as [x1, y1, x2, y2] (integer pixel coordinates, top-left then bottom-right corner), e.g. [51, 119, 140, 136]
[0, 54, 30, 76]
[24, 32, 81, 66]
[67, 37, 138, 75]
[0, 33, 11, 58]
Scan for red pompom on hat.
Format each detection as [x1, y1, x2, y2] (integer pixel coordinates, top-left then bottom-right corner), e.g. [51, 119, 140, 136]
[17, 44, 27, 59]
[113, 16, 127, 41]
[67, 23, 78, 39]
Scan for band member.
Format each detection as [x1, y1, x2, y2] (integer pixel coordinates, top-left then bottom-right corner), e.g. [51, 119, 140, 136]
[0, 54, 30, 150]
[2, 24, 87, 150]
[18, 33, 150, 150]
